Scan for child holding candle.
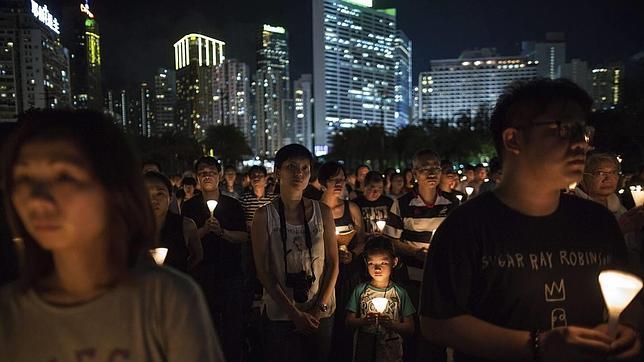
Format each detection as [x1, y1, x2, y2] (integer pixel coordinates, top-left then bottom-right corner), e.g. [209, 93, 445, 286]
[346, 236, 415, 362]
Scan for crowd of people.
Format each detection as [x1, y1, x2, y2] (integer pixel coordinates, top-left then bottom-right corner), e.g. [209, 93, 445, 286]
[1, 78, 644, 362]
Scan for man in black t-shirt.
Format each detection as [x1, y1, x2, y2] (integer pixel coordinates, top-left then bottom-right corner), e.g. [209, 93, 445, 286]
[182, 156, 248, 362]
[420, 79, 641, 362]
[354, 171, 394, 234]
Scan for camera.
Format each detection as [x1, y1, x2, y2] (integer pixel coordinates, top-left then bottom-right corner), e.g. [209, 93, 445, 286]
[286, 271, 316, 303]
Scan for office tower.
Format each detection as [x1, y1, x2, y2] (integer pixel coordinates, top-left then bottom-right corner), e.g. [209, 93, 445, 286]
[63, 0, 102, 111]
[560, 59, 592, 95]
[394, 30, 411, 127]
[591, 65, 622, 111]
[213, 59, 251, 145]
[153, 67, 176, 136]
[1, 0, 71, 122]
[522, 32, 566, 79]
[421, 49, 538, 125]
[293, 74, 313, 150]
[313, 0, 397, 155]
[140, 82, 153, 137]
[174, 33, 225, 138]
[411, 86, 419, 123]
[255, 24, 290, 157]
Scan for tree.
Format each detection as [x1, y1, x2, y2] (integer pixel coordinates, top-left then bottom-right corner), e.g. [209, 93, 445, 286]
[202, 124, 252, 166]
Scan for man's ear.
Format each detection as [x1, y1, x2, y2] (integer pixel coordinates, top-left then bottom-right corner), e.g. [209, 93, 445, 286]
[502, 128, 521, 156]
[393, 257, 399, 268]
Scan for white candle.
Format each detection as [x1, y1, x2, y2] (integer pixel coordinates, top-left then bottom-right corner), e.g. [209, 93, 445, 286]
[456, 194, 463, 202]
[376, 220, 386, 232]
[599, 270, 643, 337]
[630, 185, 644, 207]
[465, 186, 474, 196]
[150, 248, 168, 265]
[371, 297, 389, 314]
[206, 200, 218, 216]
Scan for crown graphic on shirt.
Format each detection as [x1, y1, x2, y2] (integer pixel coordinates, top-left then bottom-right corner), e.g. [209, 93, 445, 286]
[544, 279, 566, 302]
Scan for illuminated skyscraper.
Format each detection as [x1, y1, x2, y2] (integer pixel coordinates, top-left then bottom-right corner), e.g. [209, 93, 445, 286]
[153, 67, 176, 136]
[522, 32, 566, 80]
[63, 0, 102, 111]
[213, 59, 251, 145]
[591, 65, 622, 111]
[313, 0, 397, 155]
[139, 82, 153, 137]
[1, 0, 71, 122]
[293, 74, 313, 150]
[255, 24, 290, 157]
[394, 30, 411, 127]
[173, 33, 225, 138]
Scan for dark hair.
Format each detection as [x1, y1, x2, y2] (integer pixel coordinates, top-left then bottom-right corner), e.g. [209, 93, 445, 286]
[355, 164, 370, 177]
[224, 165, 236, 172]
[142, 160, 162, 172]
[274, 144, 313, 170]
[390, 172, 404, 181]
[143, 171, 172, 194]
[181, 176, 197, 186]
[364, 171, 384, 186]
[1, 110, 155, 289]
[363, 236, 396, 259]
[489, 157, 503, 175]
[318, 161, 346, 185]
[412, 149, 441, 168]
[248, 165, 268, 176]
[194, 156, 221, 173]
[490, 78, 593, 157]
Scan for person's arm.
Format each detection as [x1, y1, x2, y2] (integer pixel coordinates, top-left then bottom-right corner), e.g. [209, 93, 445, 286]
[348, 201, 366, 255]
[251, 206, 319, 333]
[313, 202, 340, 313]
[183, 217, 204, 269]
[346, 311, 376, 330]
[221, 229, 249, 244]
[220, 201, 250, 244]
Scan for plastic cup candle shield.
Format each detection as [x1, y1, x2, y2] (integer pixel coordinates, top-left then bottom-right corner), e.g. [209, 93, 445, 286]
[376, 220, 386, 232]
[465, 186, 474, 196]
[371, 297, 389, 314]
[630, 186, 644, 207]
[150, 248, 168, 265]
[206, 200, 218, 216]
[598, 270, 643, 337]
[456, 194, 463, 202]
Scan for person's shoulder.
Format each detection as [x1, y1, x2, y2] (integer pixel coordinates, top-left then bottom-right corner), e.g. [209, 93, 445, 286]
[560, 193, 615, 220]
[352, 281, 370, 294]
[220, 193, 243, 207]
[0, 281, 22, 305]
[182, 193, 203, 209]
[380, 195, 394, 206]
[133, 264, 202, 299]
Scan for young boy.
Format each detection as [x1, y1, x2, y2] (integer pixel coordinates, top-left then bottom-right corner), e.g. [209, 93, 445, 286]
[346, 236, 415, 362]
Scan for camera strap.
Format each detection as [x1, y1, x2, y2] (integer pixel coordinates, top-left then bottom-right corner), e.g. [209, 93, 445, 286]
[278, 197, 316, 281]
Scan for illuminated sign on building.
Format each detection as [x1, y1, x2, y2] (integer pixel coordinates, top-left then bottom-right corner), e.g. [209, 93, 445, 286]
[31, 0, 60, 34]
[263, 25, 285, 34]
[80, 3, 95, 18]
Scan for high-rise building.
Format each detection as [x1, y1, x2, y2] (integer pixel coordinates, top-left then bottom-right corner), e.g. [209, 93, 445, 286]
[293, 74, 313, 150]
[421, 49, 538, 125]
[62, 0, 102, 111]
[213, 59, 251, 145]
[411, 86, 420, 123]
[394, 30, 411, 128]
[313, 0, 397, 155]
[591, 65, 622, 111]
[173, 33, 225, 138]
[255, 24, 290, 158]
[522, 32, 566, 80]
[1, 0, 71, 122]
[560, 59, 591, 95]
[153, 67, 176, 136]
[281, 98, 295, 145]
[140, 82, 153, 137]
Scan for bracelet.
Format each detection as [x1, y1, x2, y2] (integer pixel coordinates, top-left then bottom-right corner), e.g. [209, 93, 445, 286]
[530, 329, 541, 362]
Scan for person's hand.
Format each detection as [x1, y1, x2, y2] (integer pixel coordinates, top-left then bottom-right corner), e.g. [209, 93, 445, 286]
[292, 310, 320, 334]
[379, 314, 393, 329]
[595, 323, 641, 360]
[364, 313, 378, 327]
[206, 217, 224, 236]
[618, 206, 644, 234]
[540, 326, 612, 362]
[339, 247, 353, 264]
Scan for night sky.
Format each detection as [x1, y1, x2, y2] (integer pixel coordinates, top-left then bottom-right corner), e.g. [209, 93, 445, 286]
[58, 0, 644, 92]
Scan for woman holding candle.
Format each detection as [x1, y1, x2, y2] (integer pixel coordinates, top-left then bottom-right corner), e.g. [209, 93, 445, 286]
[346, 236, 415, 362]
[0, 110, 223, 361]
[251, 144, 339, 362]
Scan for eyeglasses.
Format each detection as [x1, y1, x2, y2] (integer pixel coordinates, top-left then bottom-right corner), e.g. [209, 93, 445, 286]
[525, 120, 595, 144]
[415, 166, 442, 175]
[585, 170, 620, 179]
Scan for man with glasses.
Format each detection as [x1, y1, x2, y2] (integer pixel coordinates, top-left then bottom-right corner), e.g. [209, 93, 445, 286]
[384, 149, 459, 361]
[420, 79, 640, 362]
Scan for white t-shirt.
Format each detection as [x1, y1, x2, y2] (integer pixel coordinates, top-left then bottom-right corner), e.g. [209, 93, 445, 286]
[0, 264, 224, 361]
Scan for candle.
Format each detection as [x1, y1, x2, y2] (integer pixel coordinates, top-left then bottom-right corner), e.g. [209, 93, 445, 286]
[598, 270, 643, 337]
[150, 248, 168, 265]
[376, 220, 386, 232]
[465, 186, 474, 196]
[206, 200, 218, 216]
[456, 194, 463, 202]
[630, 185, 644, 207]
[371, 297, 389, 314]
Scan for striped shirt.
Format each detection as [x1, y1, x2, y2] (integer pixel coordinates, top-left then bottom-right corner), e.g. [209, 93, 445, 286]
[384, 190, 458, 281]
[239, 190, 277, 225]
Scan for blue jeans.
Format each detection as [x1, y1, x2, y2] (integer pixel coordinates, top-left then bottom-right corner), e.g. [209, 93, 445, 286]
[262, 314, 334, 362]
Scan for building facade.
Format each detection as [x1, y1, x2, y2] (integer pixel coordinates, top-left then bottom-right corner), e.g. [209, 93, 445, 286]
[152, 67, 176, 136]
[591, 65, 622, 111]
[522, 32, 566, 80]
[173, 33, 225, 138]
[560, 58, 592, 95]
[421, 49, 538, 126]
[394, 30, 411, 128]
[1, 0, 71, 122]
[313, 0, 397, 156]
[293, 73, 313, 150]
[213, 59, 251, 146]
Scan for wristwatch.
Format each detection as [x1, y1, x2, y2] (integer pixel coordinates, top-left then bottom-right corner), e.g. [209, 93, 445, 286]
[319, 303, 329, 313]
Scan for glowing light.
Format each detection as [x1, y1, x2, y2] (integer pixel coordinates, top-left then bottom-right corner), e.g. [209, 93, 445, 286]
[630, 185, 644, 207]
[263, 24, 286, 34]
[599, 270, 642, 337]
[371, 297, 388, 313]
[80, 3, 94, 18]
[207, 200, 218, 216]
[456, 194, 463, 202]
[31, 0, 60, 34]
[376, 220, 386, 232]
[150, 248, 168, 265]
[465, 186, 474, 196]
[345, 0, 373, 7]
